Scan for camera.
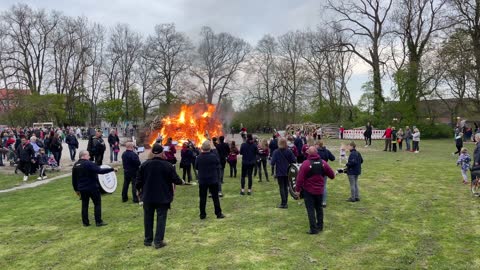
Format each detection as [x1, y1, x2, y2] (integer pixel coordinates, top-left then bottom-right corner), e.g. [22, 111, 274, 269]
[337, 168, 348, 174]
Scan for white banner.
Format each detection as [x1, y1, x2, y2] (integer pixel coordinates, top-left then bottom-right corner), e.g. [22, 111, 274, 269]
[343, 130, 386, 140]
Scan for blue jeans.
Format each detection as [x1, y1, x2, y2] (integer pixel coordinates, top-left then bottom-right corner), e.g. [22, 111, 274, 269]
[109, 146, 118, 162]
[68, 145, 76, 161]
[405, 138, 411, 151]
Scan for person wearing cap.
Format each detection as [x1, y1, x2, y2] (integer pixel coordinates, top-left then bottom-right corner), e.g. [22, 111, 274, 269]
[87, 130, 106, 165]
[72, 150, 116, 227]
[195, 140, 225, 219]
[295, 146, 336, 234]
[136, 144, 185, 249]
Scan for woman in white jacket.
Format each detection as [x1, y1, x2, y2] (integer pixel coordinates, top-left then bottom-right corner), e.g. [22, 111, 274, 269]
[412, 128, 420, 153]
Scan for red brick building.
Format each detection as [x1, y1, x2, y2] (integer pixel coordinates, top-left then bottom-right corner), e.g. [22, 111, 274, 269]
[0, 88, 31, 114]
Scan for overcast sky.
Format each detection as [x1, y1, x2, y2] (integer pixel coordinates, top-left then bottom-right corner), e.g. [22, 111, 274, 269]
[1, 0, 391, 103]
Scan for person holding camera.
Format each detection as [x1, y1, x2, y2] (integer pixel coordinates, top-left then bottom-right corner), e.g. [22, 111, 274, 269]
[345, 141, 363, 202]
[295, 146, 335, 234]
[136, 144, 185, 249]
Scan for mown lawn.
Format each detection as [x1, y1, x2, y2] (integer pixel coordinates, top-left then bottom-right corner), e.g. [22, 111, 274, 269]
[1, 139, 479, 270]
[0, 169, 65, 190]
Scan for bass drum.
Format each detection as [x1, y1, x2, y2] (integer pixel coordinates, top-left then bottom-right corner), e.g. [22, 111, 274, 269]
[97, 165, 117, 194]
[287, 163, 302, 200]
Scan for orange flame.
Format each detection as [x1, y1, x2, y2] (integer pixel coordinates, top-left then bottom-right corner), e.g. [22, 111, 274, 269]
[150, 104, 223, 147]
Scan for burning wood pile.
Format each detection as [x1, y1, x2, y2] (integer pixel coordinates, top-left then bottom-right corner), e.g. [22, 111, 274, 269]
[148, 104, 224, 147]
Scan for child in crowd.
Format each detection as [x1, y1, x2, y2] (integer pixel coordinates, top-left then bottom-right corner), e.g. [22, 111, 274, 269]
[339, 143, 347, 165]
[48, 153, 59, 170]
[37, 148, 48, 180]
[457, 148, 471, 184]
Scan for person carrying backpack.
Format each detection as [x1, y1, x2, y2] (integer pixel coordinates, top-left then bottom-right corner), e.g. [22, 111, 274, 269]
[295, 146, 335, 234]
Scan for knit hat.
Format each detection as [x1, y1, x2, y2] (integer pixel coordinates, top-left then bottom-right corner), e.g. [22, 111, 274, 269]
[151, 144, 164, 154]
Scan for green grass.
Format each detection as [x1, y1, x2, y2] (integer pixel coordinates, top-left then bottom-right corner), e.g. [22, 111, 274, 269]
[0, 169, 65, 190]
[1, 139, 480, 269]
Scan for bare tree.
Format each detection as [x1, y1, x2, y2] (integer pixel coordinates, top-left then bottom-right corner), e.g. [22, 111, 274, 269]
[392, 0, 450, 120]
[248, 34, 282, 126]
[1, 4, 59, 93]
[191, 26, 251, 105]
[449, 0, 480, 105]
[106, 24, 142, 118]
[137, 46, 163, 120]
[328, 0, 393, 118]
[277, 30, 307, 123]
[146, 24, 193, 106]
[86, 23, 106, 125]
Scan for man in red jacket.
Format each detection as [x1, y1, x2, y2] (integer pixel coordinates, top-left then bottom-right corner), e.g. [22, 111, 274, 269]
[295, 146, 335, 234]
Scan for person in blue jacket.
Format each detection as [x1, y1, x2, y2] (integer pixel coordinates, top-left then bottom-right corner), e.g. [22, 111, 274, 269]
[240, 134, 258, 195]
[345, 141, 363, 202]
[270, 138, 296, 208]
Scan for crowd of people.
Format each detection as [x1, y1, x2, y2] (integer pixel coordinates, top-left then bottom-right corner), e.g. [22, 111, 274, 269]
[0, 125, 124, 182]
[70, 127, 367, 250]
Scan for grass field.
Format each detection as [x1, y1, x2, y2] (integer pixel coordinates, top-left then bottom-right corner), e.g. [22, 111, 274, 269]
[0, 169, 64, 190]
[1, 139, 479, 269]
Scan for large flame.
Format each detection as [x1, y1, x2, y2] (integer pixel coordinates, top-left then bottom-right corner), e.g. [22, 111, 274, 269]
[150, 104, 223, 147]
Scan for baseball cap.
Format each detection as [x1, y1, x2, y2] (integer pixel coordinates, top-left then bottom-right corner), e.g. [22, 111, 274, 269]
[151, 144, 164, 154]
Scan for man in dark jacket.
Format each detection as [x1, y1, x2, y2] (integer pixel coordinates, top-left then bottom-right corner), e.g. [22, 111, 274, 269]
[195, 141, 225, 219]
[72, 150, 115, 227]
[346, 141, 363, 202]
[136, 144, 184, 249]
[295, 146, 335, 234]
[66, 130, 79, 162]
[214, 136, 230, 184]
[17, 136, 35, 181]
[87, 130, 106, 165]
[269, 135, 278, 176]
[240, 134, 258, 195]
[121, 142, 141, 203]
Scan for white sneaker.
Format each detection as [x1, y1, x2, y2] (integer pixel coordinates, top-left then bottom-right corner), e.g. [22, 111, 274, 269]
[23, 175, 28, 181]
[43, 176, 48, 180]
[37, 177, 42, 180]
[415, 151, 419, 153]
[364, 145, 368, 148]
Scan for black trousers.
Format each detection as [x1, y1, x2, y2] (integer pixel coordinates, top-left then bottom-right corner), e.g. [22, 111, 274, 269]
[122, 172, 138, 202]
[182, 164, 192, 182]
[454, 145, 462, 155]
[52, 151, 61, 166]
[399, 140, 403, 150]
[80, 190, 102, 225]
[241, 164, 254, 190]
[365, 136, 371, 145]
[303, 191, 323, 231]
[68, 145, 76, 161]
[94, 152, 104, 166]
[228, 160, 237, 177]
[256, 158, 268, 181]
[199, 183, 222, 217]
[143, 203, 169, 245]
[384, 139, 392, 151]
[392, 143, 397, 152]
[277, 176, 289, 206]
[18, 160, 31, 176]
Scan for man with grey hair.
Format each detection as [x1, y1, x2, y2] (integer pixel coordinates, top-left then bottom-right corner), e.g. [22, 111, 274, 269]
[121, 142, 141, 203]
[72, 150, 116, 227]
[195, 140, 225, 219]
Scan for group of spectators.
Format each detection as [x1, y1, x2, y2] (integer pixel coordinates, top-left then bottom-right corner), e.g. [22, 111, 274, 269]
[381, 126, 421, 153]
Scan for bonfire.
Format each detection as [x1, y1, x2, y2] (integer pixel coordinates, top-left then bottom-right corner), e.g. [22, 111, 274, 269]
[149, 104, 224, 147]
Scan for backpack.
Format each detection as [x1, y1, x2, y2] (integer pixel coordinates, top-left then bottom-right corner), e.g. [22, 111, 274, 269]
[306, 159, 324, 178]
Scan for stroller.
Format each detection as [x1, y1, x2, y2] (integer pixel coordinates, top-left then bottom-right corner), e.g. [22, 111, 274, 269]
[47, 154, 60, 171]
[7, 145, 17, 166]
